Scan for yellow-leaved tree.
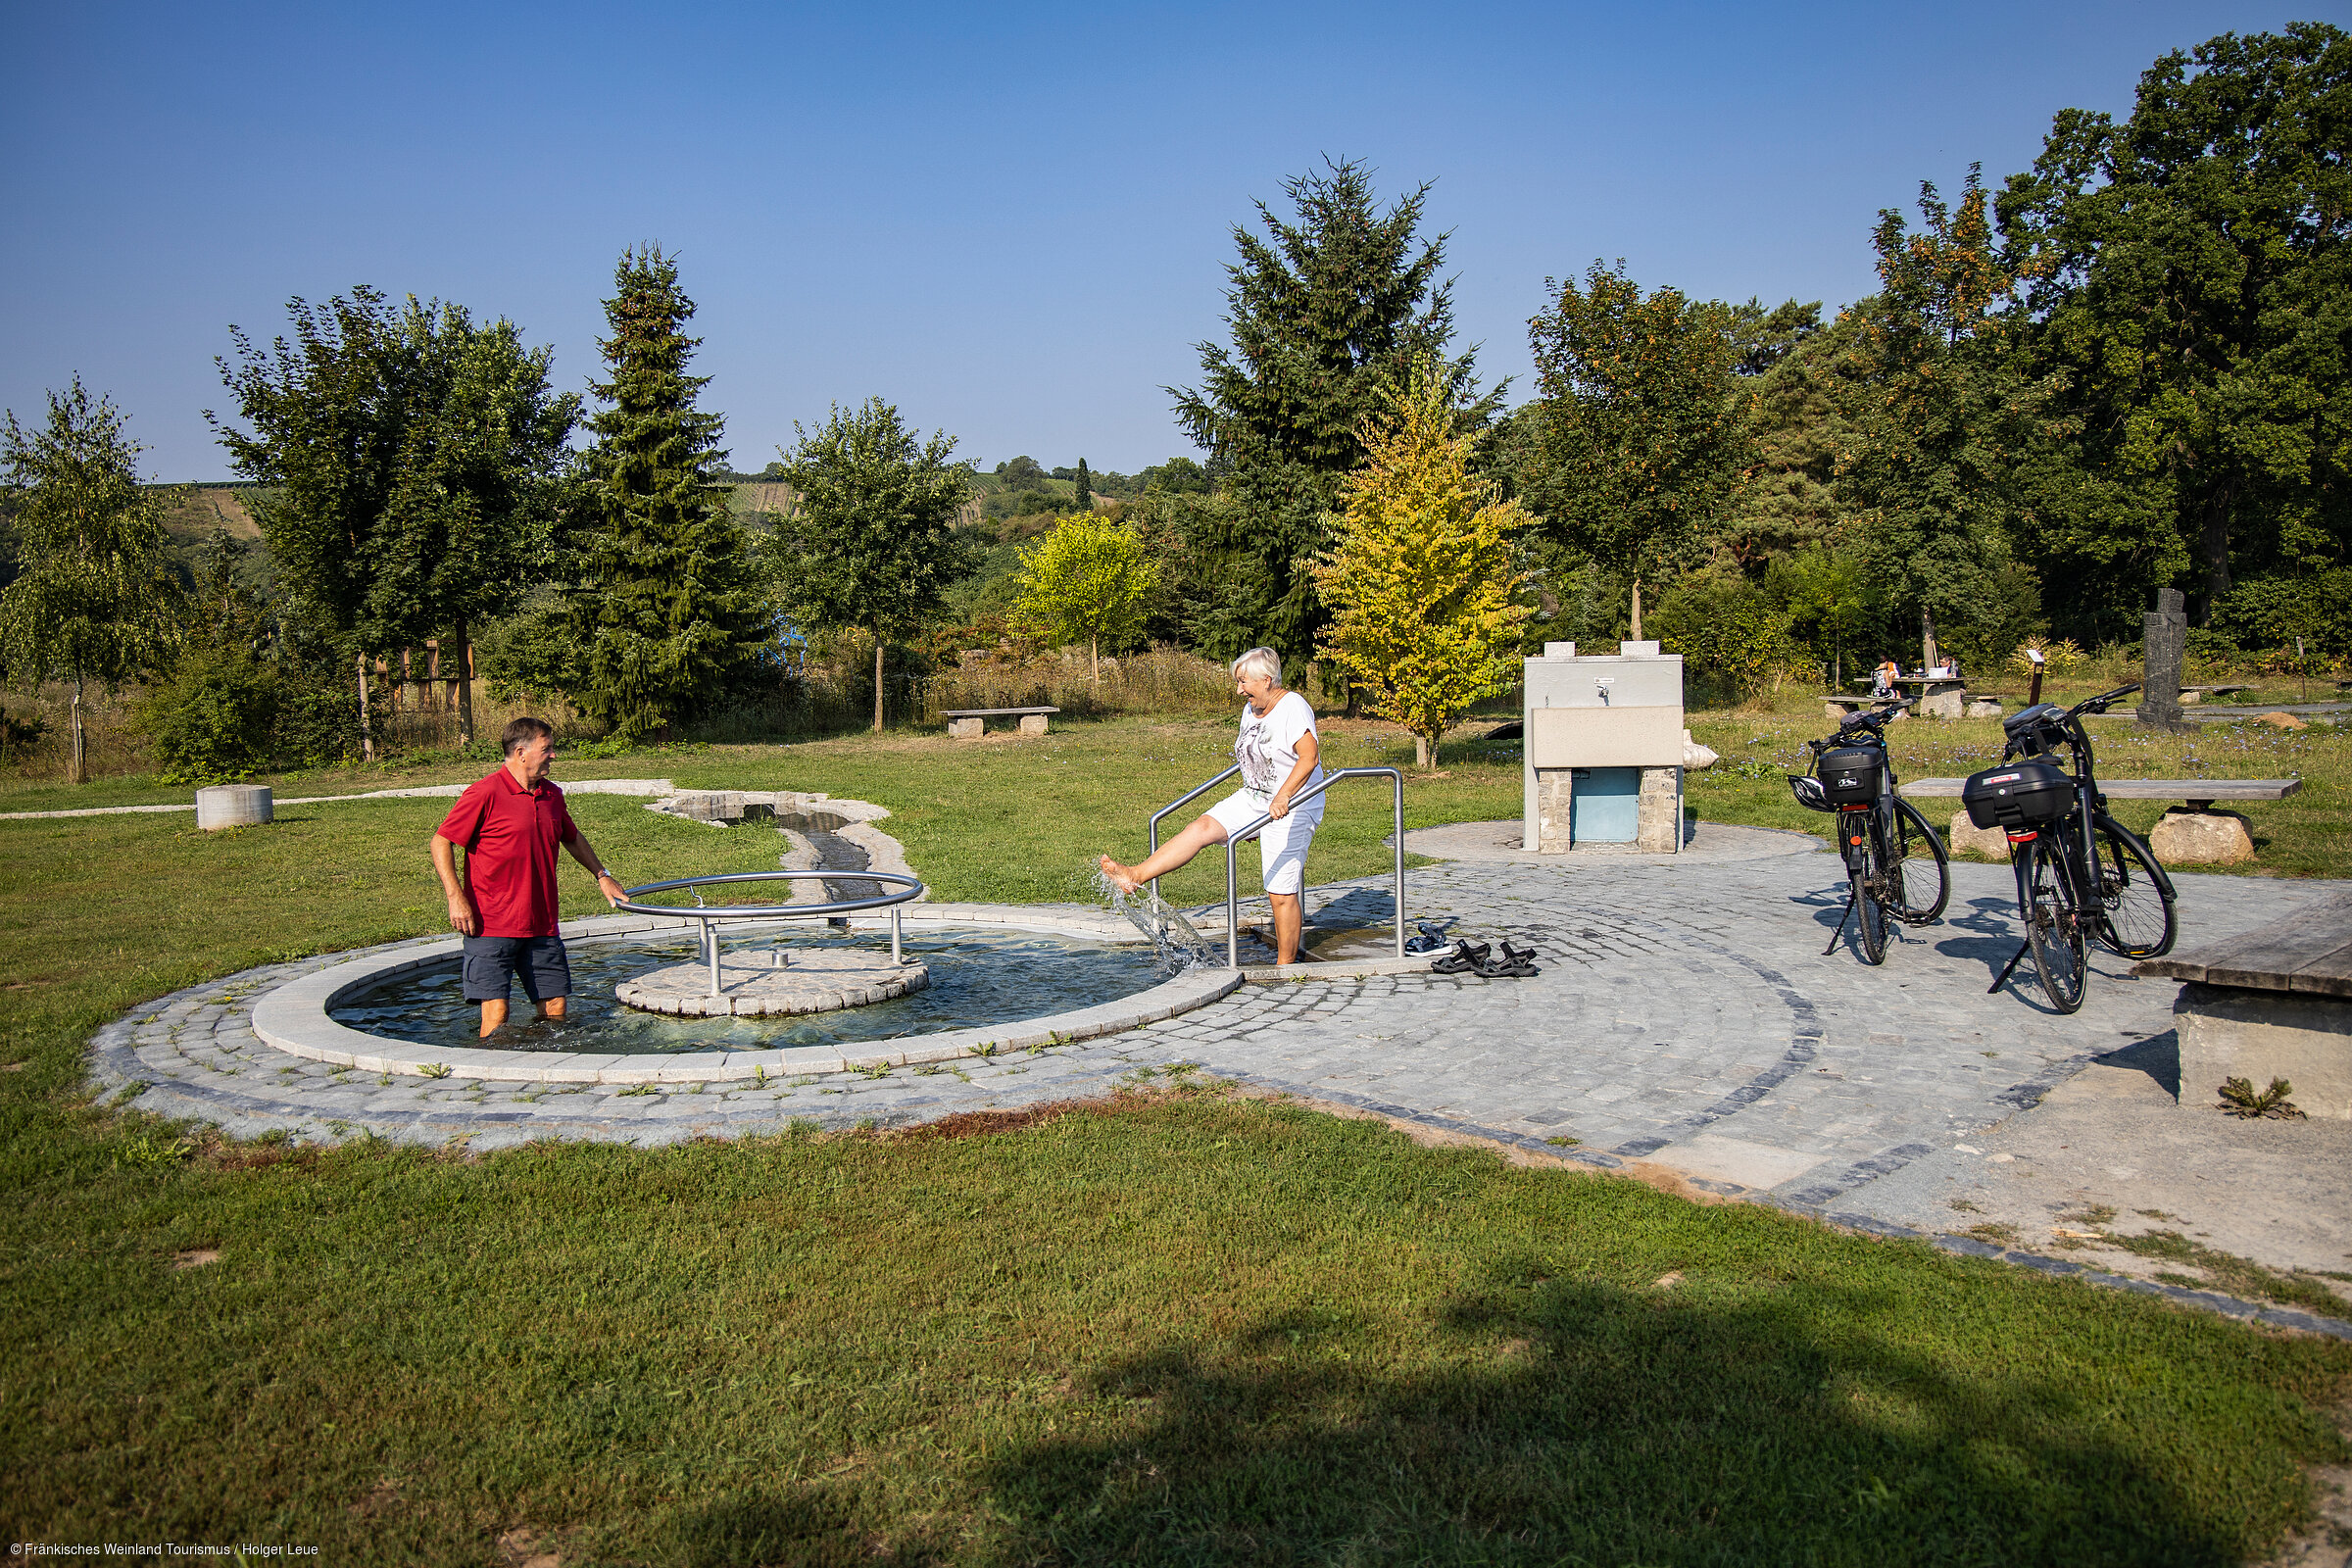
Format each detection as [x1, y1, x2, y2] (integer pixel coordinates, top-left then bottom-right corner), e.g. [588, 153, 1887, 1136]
[1012, 512, 1158, 682]
[1315, 366, 1531, 767]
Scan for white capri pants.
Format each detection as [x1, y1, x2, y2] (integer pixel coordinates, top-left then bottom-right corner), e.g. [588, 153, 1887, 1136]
[1204, 790, 1322, 896]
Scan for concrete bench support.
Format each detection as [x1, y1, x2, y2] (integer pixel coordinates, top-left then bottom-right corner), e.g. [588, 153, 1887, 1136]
[942, 706, 1057, 739]
[2139, 895, 2352, 1118]
[2175, 984, 2351, 1119]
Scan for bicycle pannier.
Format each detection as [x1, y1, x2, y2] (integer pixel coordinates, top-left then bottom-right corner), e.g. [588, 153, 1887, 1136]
[1815, 745, 1883, 807]
[1961, 760, 2072, 829]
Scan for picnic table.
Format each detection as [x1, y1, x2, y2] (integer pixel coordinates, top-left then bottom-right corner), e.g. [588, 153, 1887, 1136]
[1899, 776, 2302, 864]
[1838, 675, 1987, 719]
[941, 705, 1058, 739]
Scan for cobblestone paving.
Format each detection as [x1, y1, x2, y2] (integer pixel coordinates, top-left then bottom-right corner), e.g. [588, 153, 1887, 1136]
[90, 840, 2339, 1223]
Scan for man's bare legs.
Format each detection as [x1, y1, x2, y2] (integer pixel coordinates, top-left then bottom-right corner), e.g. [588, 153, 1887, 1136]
[477, 996, 568, 1039]
[1099, 813, 1229, 894]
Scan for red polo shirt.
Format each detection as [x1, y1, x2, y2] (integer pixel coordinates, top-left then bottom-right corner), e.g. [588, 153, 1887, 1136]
[436, 768, 580, 939]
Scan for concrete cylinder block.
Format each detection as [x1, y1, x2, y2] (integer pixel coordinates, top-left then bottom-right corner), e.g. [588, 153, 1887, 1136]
[195, 784, 272, 830]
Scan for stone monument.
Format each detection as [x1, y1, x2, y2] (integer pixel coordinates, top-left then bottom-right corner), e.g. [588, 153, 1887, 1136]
[2139, 587, 2189, 731]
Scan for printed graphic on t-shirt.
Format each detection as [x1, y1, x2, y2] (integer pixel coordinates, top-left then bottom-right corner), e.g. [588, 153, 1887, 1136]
[1234, 694, 1321, 803]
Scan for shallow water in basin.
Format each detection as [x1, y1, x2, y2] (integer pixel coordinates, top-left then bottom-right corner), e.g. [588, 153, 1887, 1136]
[328, 927, 1166, 1055]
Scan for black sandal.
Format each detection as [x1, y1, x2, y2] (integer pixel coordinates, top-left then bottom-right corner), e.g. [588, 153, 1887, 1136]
[1479, 942, 1541, 978]
[1430, 940, 1490, 974]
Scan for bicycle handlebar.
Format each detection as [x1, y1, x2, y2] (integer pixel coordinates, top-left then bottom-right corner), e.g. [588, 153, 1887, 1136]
[2068, 683, 2141, 719]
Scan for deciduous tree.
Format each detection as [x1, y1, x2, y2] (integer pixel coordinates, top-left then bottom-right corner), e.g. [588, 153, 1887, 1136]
[1314, 366, 1530, 768]
[1998, 23, 2352, 637]
[1012, 513, 1155, 680]
[1518, 263, 1752, 588]
[1839, 171, 2063, 669]
[212, 286, 578, 752]
[0, 380, 183, 782]
[771, 398, 975, 731]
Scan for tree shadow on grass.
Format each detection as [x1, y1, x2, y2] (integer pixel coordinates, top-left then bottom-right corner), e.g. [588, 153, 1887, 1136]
[967, 1269, 2324, 1567]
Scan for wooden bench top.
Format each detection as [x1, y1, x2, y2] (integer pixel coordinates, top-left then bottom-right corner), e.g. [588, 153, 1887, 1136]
[2182, 684, 2250, 694]
[940, 706, 1060, 717]
[2134, 892, 2352, 998]
[1901, 777, 2302, 804]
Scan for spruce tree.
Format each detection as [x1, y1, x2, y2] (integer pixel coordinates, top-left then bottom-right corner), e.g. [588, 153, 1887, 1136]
[1073, 458, 1093, 514]
[1173, 159, 1499, 668]
[564, 247, 766, 741]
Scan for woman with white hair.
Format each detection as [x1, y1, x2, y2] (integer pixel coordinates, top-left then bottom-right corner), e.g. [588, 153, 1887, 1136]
[1099, 646, 1325, 964]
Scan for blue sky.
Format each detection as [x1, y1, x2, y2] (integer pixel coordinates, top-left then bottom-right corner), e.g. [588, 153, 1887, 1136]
[1, 1, 2333, 480]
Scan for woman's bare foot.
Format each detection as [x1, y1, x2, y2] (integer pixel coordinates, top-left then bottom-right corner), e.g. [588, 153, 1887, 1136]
[1098, 855, 1144, 895]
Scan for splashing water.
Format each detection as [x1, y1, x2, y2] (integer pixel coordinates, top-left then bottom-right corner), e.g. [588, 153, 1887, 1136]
[1092, 865, 1219, 970]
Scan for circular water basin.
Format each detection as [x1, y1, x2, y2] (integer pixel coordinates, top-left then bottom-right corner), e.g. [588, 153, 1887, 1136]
[327, 926, 1167, 1055]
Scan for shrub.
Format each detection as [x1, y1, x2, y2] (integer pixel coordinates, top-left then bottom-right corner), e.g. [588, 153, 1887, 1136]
[136, 647, 279, 783]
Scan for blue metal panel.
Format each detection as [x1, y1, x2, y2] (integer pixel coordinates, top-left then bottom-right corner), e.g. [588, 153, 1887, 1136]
[1570, 767, 1641, 843]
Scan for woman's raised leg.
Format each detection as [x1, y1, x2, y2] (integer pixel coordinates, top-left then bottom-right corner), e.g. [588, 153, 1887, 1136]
[1100, 813, 1229, 894]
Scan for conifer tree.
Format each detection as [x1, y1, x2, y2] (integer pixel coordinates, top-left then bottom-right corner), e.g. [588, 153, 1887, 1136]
[1313, 364, 1530, 768]
[1073, 458, 1093, 514]
[564, 246, 766, 741]
[1174, 159, 1498, 668]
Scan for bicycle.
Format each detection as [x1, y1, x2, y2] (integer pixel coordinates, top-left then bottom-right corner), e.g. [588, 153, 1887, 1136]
[1965, 684, 2179, 1013]
[1787, 699, 1951, 963]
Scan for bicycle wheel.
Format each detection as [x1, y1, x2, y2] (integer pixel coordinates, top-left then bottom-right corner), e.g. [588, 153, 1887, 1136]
[2020, 835, 2086, 1013]
[1851, 829, 1890, 965]
[1886, 797, 1951, 924]
[2091, 817, 2178, 959]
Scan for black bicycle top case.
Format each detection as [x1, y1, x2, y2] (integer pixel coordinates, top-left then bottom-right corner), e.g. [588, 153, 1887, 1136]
[1816, 745, 1883, 807]
[1962, 759, 2073, 829]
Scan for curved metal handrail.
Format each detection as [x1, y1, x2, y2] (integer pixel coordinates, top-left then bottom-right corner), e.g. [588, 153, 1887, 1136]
[1218, 766, 1405, 968]
[613, 869, 927, 997]
[1147, 763, 1241, 904]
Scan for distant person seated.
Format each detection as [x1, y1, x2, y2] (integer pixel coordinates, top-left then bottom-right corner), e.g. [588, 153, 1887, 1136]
[1872, 658, 1900, 698]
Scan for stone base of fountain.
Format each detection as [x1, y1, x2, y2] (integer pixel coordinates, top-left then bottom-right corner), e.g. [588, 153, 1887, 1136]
[615, 949, 930, 1017]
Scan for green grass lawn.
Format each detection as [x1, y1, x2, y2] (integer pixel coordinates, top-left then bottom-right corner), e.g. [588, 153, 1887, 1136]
[3, 715, 2349, 1563]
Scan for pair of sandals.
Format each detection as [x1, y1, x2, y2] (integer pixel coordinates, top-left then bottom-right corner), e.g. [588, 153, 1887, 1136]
[1430, 939, 1541, 978]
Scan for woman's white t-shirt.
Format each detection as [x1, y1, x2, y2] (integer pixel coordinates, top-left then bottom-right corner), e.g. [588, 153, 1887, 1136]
[1235, 692, 1324, 818]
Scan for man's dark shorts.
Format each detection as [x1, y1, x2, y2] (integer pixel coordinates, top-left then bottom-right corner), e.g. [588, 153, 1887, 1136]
[461, 934, 573, 1004]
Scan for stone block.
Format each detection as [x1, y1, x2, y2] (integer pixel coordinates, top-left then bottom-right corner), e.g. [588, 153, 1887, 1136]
[1947, 810, 2009, 858]
[1918, 687, 1964, 719]
[1964, 700, 2003, 718]
[947, 717, 984, 739]
[2176, 981, 2351, 1118]
[1535, 767, 1573, 854]
[1637, 766, 1681, 853]
[1017, 713, 1051, 735]
[2150, 808, 2255, 864]
[2257, 710, 2309, 730]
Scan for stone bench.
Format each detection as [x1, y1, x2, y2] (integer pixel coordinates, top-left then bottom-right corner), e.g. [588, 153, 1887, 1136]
[1898, 776, 2302, 863]
[2180, 684, 2250, 705]
[941, 706, 1058, 739]
[2134, 894, 2352, 1119]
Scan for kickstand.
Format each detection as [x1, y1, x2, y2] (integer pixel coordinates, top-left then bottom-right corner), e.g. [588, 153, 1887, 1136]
[1986, 940, 2031, 995]
[1823, 895, 1855, 956]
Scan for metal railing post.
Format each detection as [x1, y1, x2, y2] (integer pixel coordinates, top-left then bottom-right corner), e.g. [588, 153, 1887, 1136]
[891, 905, 903, 966]
[705, 923, 721, 997]
[1393, 769, 1405, 958]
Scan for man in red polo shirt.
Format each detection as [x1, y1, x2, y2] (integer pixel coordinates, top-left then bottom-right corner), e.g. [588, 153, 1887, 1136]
[429, 716, 627, 1037]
